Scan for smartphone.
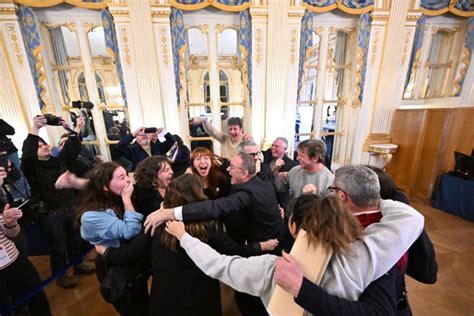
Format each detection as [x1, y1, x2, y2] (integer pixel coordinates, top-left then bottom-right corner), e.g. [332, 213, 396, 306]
[144, 127, 157, 133]
[0, 153, 8, 171]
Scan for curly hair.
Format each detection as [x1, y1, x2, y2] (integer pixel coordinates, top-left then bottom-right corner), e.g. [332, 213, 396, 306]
[301, 195, 363, 254]
[190, 147, 227, 199]
[161, 173, 217, 251]
[134, 156, 172, 189]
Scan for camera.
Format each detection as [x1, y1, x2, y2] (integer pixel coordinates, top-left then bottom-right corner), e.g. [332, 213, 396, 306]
[43, 114, 62, 126]
[72, 100, 94, 110]
[144, 127, 157, 133]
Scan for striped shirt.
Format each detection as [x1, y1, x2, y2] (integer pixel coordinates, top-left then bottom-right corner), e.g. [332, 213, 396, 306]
[0, 215, 20, 270]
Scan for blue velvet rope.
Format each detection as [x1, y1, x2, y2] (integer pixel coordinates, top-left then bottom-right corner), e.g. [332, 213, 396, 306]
[0, 248, 92, 315]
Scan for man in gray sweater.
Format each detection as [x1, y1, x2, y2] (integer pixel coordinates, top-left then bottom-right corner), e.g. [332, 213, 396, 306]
[277, 139, 334, 207]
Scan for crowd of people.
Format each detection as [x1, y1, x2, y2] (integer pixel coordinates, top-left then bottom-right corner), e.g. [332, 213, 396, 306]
[0, 114, 437, 316]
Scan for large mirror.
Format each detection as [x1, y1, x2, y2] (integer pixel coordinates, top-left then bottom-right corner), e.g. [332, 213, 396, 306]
[325, 30, 351, 101]
[423, 30, 454, 98]
[299, 30, 320, 104]
[87, 26, 125, 106]
[45, 23, 81, 106]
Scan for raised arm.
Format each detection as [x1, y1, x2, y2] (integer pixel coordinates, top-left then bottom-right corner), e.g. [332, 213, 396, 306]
[192, 117, 225, 143]
[320, 199, 424, 300]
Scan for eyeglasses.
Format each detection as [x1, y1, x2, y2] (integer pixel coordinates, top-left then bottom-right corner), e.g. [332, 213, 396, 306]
[327, 186, 347, 196]
[247, 151, 261, 157]
[228, 164, 246, 172]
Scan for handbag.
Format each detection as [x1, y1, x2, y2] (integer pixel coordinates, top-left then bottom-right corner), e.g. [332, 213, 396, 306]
[99, 263, 130, 304]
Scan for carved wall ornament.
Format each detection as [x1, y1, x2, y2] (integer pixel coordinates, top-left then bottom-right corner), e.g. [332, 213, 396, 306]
[160, 27, 170, 67]
[42, 21, 77, 32]
[314, 26, 323, 37]
[256, 28, 263, 66]
[289, 28, 298, 65]
[370, 29, 380, 65]
[382, 0, 390, 9]
[83, 22, 99, 33]
[452, 47, 470, 96]
[0, 7, 16, 15]
[119, 26, 131, 65]
[401, 29, 412, 65]
[6, 24, 24, 66]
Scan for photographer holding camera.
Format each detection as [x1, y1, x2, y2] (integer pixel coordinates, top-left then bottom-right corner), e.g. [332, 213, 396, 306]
[116, 126, 175, 171]
[21, 115, 95, 289]
[0, 167, 51, 315]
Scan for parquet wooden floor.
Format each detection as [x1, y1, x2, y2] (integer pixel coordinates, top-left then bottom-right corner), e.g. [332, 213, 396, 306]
[26, 200, 474, 315]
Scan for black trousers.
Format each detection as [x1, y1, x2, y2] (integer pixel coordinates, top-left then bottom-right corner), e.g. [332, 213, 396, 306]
[235, 291, 268, 316]
[95, 255, 149, 316]
[39, 207, 82, 274]
[0, 255, 51, 316]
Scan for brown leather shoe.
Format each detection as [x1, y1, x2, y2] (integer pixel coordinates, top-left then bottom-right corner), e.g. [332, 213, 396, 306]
[73, 262, 96, 275]
[56, 275, 78, 289]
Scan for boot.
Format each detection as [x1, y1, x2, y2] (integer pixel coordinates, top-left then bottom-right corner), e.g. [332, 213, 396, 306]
[56, 275, 78, 289]
[73, 261, 96, 275]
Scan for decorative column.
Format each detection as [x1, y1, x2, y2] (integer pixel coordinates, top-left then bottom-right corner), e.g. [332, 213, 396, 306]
[0, 14, 30, 148]
[118, 0, 166, 129]
[250, 4, 268, 147]
[359, 0, 414, 164]
[108, 3, 145, 131]
[350, 3, 390, 163]
[0, 2, 42, 134]
[265, 0, 304, 150]
[150, 4, 180, 134]
[284, 5, 305, 154]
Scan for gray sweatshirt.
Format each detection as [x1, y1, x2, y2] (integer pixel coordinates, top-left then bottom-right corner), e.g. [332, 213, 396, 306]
[179, 199, 424, 308]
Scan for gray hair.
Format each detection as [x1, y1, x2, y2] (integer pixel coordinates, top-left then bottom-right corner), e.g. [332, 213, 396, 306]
[238, 139, 259, 153]
[237, 152, 256, 176]
[334, 165, 381, 207]
[273, 137, 288, 149]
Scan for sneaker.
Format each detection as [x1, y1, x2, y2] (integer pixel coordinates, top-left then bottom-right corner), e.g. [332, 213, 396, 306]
[56, 275, 78, 289]
[73, 262, 96, 275]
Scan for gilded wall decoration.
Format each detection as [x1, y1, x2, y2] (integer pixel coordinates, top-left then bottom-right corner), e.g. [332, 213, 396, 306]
[256, 28, 263, 66]
[6, 24, 24, 67]
[453, 47, 470, 96]
[160, 27, 170, 67]
[119, 26, 131, 65]
[290, 28, 297, 65]
[401, 30, 412, 65]
[370, 29, 380, 65]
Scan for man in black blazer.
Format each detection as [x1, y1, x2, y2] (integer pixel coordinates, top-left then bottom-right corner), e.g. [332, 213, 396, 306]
[116, 126, 174, 171]
[145, 152, 283, 316]
[263, 137, 298, 210]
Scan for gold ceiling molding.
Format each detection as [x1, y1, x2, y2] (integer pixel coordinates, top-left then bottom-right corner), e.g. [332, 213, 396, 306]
[371, 11, 389, 21]
[0, 6, 16, 15]
[303, 1, 373, 15]
[406, 10, 423, 22]
[13, 0, 109, 9]
[169, 0, 250, 12]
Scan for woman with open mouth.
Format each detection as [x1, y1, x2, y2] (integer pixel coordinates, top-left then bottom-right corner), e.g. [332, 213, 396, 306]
[187, 147, 231, 199]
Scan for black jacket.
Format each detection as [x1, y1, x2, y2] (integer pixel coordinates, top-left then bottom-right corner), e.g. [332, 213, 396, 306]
[116, 133, 174, 171]
[0, 119, 18, 154]
[295, 266, 398, 316]
[21, 133, 85, 210]
[150, 223, 262, 316]
[262, 149, 298, 209]
[181, 175, 283, 248]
